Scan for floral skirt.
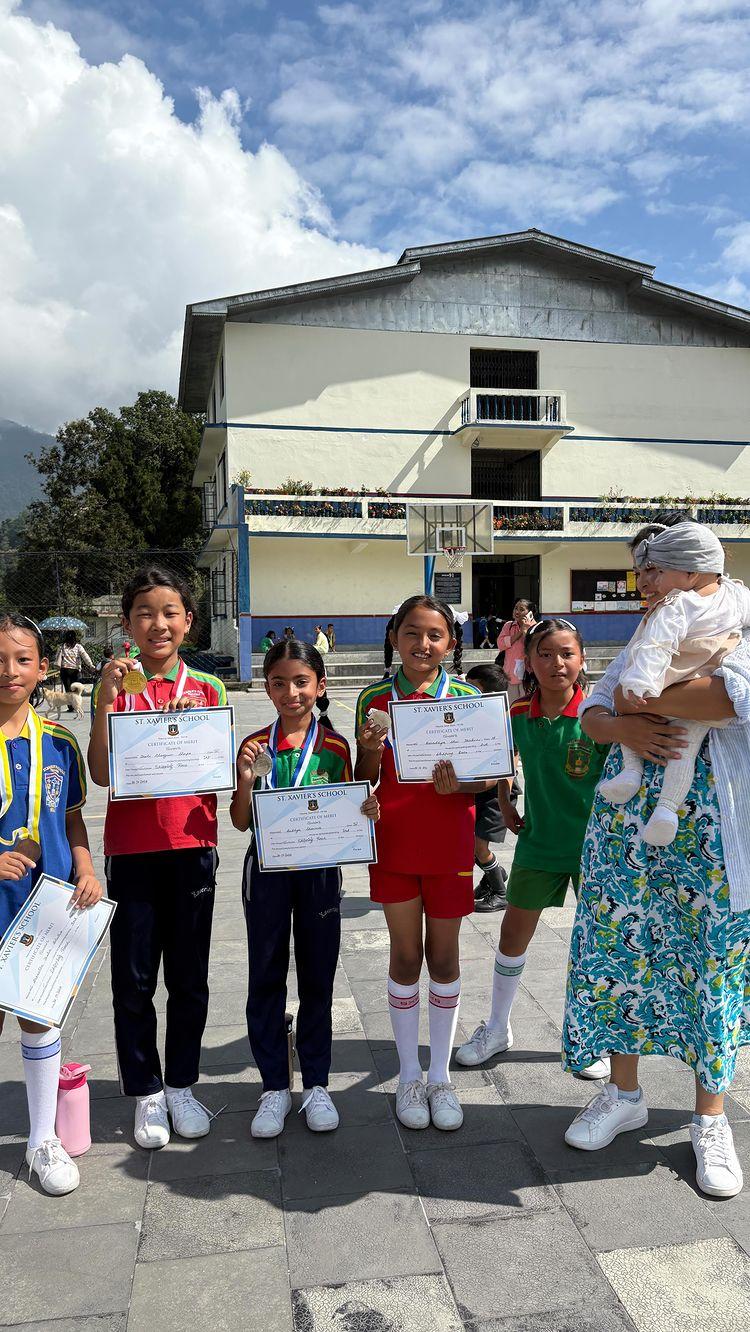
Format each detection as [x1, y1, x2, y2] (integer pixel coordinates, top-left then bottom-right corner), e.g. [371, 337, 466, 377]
[562, 742, 750, 1092]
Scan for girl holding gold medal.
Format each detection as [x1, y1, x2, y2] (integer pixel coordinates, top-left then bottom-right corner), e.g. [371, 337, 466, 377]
[0, 613, 102, 1196]
[88, 567, 226, 1154]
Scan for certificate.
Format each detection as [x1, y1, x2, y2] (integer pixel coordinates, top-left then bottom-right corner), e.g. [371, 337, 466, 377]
[252, 781, 377, 872]
[108, 706, 236, 800]
[389, 692, 514, 783]
[0, 875, 116, 1028]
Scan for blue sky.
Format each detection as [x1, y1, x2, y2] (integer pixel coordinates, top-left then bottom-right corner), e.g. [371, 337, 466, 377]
[3, 0, 750, 429]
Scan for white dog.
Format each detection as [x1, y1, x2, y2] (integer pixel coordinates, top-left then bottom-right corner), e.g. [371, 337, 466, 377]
[41, 685, 85, 720]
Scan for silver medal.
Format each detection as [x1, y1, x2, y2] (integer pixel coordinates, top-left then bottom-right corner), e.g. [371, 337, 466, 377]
[366, 708, 391, 733]
[252, 747, 273, 778]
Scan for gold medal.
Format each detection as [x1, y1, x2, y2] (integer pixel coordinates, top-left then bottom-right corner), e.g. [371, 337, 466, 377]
[122, 671, 148, 695]
[14, 836, 41, 863]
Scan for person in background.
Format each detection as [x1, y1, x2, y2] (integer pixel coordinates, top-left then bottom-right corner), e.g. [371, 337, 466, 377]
[496, 600, 538, 704]
[283, 626, 295, 642]
[259, 630, 277, 653]
[55, 631, 95, 708]
[327, 623, 337, 652]
[465, 662, 519, 912]
[475, 614, 490, 649]
[95, 646, 114, 678]
[314, 625, 330, 655]
[487, 613, 500, 646]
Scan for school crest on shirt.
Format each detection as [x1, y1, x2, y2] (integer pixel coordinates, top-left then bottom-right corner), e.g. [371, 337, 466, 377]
[565, 739, 592, 779]
[43, 764, 64, 812]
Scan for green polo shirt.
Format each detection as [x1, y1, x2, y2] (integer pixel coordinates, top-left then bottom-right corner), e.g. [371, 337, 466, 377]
[246, 721, 352, 789]
[510, 687, 609, 874]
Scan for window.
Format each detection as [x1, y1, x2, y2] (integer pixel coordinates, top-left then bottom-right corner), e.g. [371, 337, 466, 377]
[211, 555, 236, 620]
[471, 449, 540, 501]
[470, 349, 538, 389]
[210, 386, 217, 422]
[201, 480, 217, 528]
[216, 451, 228, 512]
[219, 353, 225, 403]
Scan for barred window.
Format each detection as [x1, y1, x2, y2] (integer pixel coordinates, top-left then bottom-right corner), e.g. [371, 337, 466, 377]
[202, 480, 217, 528]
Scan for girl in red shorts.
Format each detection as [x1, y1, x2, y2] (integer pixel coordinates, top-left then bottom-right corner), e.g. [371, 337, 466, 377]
[355, 595, 494, 1132]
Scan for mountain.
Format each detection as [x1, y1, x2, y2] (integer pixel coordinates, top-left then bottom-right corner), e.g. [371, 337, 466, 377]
[0, 419, 52, 522]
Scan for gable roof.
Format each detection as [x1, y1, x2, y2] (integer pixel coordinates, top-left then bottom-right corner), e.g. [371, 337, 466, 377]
[179, 229, 750, 412]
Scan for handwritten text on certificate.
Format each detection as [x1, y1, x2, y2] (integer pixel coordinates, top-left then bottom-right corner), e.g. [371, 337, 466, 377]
[389, 692, 514, 783]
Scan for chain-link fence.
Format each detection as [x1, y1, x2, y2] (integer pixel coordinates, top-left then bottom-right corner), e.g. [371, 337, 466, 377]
[0, 548, 211, 653]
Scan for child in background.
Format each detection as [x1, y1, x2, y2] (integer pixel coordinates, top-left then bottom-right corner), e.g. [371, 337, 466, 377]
[0, 614, 102, 1195]
[259, 630, 277, 653]
[327, 623, 337, 653]
[89, 567, 226, 1151]
[355, 595, 495, 1132]
[232, 640, 379, 1139]
[465, 662, 518, 913]
[457, 619, 610, 1079]
[314, 625, 330, 655]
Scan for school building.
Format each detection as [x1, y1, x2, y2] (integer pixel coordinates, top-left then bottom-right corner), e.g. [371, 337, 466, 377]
[178, 229, 750, 678]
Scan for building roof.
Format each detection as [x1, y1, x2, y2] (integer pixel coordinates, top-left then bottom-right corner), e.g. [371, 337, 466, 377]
[179, 228, 750, 412]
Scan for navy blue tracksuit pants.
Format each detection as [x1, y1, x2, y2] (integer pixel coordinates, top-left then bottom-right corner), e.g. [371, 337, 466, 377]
[243, 848, 341, 1091]
[107, 848, 217, 1097]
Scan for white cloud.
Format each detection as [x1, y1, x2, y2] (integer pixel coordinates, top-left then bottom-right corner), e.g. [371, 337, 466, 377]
[0, 0, 389, 432]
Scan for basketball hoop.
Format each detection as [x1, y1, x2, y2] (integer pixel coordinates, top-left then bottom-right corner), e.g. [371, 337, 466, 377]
[442, 546, 466, 571]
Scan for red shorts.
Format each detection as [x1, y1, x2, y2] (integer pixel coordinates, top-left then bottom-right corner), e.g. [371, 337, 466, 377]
[368, 868, 474, 919]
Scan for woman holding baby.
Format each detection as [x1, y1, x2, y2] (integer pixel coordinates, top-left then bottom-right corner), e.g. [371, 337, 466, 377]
[562, 520, 750, 1200]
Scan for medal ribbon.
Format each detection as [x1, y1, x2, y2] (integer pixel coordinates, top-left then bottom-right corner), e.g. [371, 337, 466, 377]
[124, 660, 189, 712]
[0, 706, 44, 848]
[266, 715, 318, 790]
[385, 667, 450, 748]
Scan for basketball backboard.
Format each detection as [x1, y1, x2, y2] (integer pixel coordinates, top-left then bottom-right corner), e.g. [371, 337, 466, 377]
[406, 502, 494, 556]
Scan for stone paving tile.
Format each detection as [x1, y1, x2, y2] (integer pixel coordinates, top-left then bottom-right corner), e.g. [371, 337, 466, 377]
[464, 1305, 638, 1331]
[139, 1168, 284, 1261]
[394, 1085, 524, 1151]
[279, 1121, 414, 1201]
[291, 1274, 462, 1332]
[551, 1158, 728, 1252]
[598, 1236, 750, 1332]
[9, 1319, 127, 1332]
[128, 1246, 293, 1332]
[433, 1208, 621, 1323]
[410, 1138, 559, 1222]
[0, 1145, 148, 1235]
[284, 1190, 441, 1288]
[0, 1221, 139, 1324]
[147, 1108, 279, 1182]
[657, 1117, 750, 1256]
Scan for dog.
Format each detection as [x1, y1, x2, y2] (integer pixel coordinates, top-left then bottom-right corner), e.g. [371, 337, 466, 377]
[41, 687, 84, 721]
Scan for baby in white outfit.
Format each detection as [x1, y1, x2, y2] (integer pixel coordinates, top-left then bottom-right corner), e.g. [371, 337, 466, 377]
[600, 521, 750, 846]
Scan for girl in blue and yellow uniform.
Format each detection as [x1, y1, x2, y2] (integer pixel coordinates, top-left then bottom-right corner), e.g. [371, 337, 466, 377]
[0, 614, 102, 1196]
[355, 595, 494, 1134]
[232, 639, 379, 1140]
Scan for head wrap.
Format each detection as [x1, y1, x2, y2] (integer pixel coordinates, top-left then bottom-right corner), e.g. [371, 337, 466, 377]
[632, 521, 725, 575]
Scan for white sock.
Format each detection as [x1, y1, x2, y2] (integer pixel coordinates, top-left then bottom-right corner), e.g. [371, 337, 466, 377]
[387, 978, 422, 1083]
[489, 949, 527, 1034]
[21, 1027, 62, 1150]
[427, 978, 461, 1085]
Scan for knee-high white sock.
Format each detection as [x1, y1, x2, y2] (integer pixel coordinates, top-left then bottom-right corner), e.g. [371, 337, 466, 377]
[387, 978, 422, 1083]
[427, 977, 461, 1085]
[21, 1027, 62, 1149]
[489, 949, 527, 1035]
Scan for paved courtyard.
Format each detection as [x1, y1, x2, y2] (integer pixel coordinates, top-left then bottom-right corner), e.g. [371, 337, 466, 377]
[2, 689, 749, 1330]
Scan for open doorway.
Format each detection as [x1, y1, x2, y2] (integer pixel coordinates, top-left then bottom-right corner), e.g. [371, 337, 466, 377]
[472, 555, 540, 631]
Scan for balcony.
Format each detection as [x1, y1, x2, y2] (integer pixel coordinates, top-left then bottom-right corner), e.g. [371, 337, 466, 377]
[457, 388, 571, 449]
[239, 494, 750, 542]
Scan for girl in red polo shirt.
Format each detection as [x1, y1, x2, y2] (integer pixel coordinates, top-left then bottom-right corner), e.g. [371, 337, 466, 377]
[88, 566, 226, 1152]
[355, 595, 493, 1133]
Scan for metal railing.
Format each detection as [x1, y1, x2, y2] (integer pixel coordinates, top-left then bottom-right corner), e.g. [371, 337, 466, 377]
[460, 388, 566, 428]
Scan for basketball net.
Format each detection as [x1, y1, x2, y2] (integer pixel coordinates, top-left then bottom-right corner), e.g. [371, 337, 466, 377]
[442, 546, 466, 571]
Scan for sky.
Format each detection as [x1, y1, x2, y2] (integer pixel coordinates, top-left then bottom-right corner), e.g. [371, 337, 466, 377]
[2, 0, 750, 432]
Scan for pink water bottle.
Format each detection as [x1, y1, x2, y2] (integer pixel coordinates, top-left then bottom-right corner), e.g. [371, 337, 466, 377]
[56, 1063, 92, 1157]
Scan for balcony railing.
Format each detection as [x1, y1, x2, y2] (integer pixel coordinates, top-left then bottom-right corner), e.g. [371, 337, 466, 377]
[460, 388, 567, 428]
[201, 480, 217, 529]
[239, 494, 750, 539]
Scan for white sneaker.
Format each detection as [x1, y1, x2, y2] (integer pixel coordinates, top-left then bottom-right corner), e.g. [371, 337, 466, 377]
[427, 1082, 463, 1131]
[643, 805, 679, 847]
[455, 1020, 513, 1067]
[300, 1085, 339, 1132]
[134, 1093, 171, 1149]
[395, 1078, 430, 1129]
[251, 1088, 292, 1139]
[565, 1084, 648, 1150]
[690, 1114, 744, 1198]
[165, 1086, 211, 1139]
[575, 1056, 611, 1080]
[26, 1137, 79, 1196]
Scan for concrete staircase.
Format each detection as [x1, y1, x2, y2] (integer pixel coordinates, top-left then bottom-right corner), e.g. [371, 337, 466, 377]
[247, 645, 621, 690]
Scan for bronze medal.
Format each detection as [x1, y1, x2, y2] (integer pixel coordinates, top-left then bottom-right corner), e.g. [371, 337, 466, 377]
[122, 670, 148, 695]
[14, 836, 41, 864]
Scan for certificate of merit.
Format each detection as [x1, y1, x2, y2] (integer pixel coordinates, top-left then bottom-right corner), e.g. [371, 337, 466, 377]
[0, 875, 116, 1028]
[389, 692, 514, 783]
[252, 781, 377, 872]
[107, 706, 236, 800]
